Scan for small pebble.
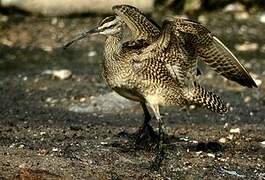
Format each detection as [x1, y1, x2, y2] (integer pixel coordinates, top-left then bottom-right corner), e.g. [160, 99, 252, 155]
[224, 123, 229, 129]
[40, 132, 46, 136]
[42, 69, 72, 80]
[87, 51, 97, 57]
[235, 42, 258, 52]
[41, 45, 53, 52]
[19, 163, 27, 168]
[244, 96, 251, 103]
[227, 134, 234, 140]
[229, 128, 240, 134]
[23, 76, 28, 81]
[79, 97, 86, 102]
[52, 147, 59, 152]
[219, 137, 227, 144]
[224, 3, 245, 12]
[234, 12, 249, 20]
[179, 137, 190, 142]
[196, 151, 202, 155]
[218, 158, 227, 162]
[100, 141, 108, 145]
[260, 141, 265, 148]
[52, 69, 72, 80]
[51, 17, 58, 25]
[19, 144, 25, 149]
[207, 153, 215, 158]
[38, 149, 49, 156]
[259, 13, 265, 23]
[45, 97, 57, 104]
[9, 143, 15, 148]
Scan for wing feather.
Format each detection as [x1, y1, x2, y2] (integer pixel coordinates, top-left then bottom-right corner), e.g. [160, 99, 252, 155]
[112, 5, 257, 88]
[197, 36, 257, 87]
[112, 5, 160, 44]
[170, 18, 257, 88]
[140, 20, 195, 87]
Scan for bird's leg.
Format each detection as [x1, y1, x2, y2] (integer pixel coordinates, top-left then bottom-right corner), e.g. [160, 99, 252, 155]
[149, 104, 165, 171]
[141, 101, 152, 127]
[135, 102, 158, 149]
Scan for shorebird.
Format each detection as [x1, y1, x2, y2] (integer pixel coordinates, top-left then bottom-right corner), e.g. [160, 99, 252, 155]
[64, 5, 257, 169]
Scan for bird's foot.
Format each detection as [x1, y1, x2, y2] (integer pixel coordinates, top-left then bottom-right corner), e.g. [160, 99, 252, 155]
[134, 123, 159, 150]
[150, 141, 165, 171]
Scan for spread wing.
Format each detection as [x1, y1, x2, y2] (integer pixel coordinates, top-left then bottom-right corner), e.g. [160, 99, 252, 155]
[140, 20, 196, 87]
[113, 5, 257, 88]
[171, 17, 257, 88]
[112, 5, 160, 44]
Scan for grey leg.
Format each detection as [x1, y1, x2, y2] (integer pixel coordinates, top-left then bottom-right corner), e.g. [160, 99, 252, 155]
[135, 102, 158, 149]
[149, 103, 165, 170]
[141, 102, 151, 125]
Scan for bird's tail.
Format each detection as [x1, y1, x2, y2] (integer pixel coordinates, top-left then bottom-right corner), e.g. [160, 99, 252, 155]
[185, 83, 228, 114]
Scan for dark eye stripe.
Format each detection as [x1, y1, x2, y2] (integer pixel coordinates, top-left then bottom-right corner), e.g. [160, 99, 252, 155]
[100, 24, 116, 31]
[99, 16, 116, 26]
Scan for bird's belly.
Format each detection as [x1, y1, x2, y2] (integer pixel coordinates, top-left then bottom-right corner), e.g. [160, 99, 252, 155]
[144, 86, 187, 107]
[103, 72, 143, 102]
[112, 87, 144, 102]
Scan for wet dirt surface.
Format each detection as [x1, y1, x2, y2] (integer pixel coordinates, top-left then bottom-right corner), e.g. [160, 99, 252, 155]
[0, 8, 265, 179]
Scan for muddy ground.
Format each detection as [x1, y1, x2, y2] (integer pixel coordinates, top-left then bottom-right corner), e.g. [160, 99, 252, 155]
[0, 7, 265, 179]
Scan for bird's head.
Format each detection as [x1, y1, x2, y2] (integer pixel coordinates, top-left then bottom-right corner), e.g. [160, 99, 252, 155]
[63, 16, 123, 48]
[96, 16, 123, 35]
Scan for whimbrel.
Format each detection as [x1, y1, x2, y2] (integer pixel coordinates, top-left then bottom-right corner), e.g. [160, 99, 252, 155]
[64, 5, 257, 169]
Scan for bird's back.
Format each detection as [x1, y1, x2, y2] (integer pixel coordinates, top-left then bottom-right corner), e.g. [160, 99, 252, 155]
[103, 5, 257, 114]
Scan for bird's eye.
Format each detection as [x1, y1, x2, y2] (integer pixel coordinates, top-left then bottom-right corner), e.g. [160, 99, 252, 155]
[100, 24, 116, 32]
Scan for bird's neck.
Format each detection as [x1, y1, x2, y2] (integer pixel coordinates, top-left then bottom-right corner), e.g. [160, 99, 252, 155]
[104, 35, 122, 58]
[103, 35, 125, 83]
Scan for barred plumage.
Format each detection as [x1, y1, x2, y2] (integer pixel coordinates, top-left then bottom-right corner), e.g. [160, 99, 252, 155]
[185, 83, 228, 114]
[64, 4, 257, 169]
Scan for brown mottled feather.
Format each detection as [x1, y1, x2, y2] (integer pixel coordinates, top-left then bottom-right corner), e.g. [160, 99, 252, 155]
[197, 36, 257, 87]
[185, 83, 228, 114]
[140, 20, 196, 88]
[112, 5, 257, 88]
[92, 5, 257, 115]
[166, 18, 257, 88]
[112, 5, 160, 44]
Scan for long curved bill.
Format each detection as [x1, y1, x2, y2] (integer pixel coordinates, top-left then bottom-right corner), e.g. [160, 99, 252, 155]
[63, 27, 99, 49]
